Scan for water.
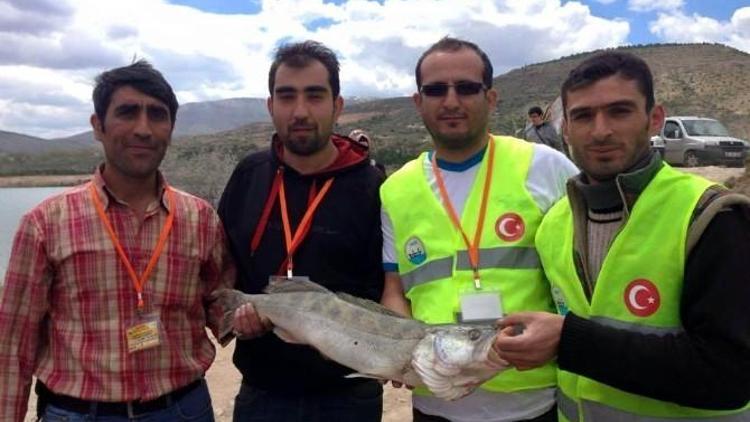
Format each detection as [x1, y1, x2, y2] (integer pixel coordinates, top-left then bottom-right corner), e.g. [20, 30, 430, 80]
[0, 187, 66, 281]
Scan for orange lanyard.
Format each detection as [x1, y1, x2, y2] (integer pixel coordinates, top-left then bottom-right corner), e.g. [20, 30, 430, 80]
[277, 169, 334, 278]
[431, 136, 495, 290]
[89, 183, 175, 310]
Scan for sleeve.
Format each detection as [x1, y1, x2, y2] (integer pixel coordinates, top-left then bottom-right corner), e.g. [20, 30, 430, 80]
[527, 145, 579, 213]
[217, 162, 246, 290]
[381, 208, 398, 272]
[361, 172, 387, 302]
[0, 212, 52, 421]
[201, 209, 238, 344]
[558, 208, 750, 410]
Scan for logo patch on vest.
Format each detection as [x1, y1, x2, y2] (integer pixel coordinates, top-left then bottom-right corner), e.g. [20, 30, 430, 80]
[495, 213, 525, 242]
[624, 279, 660, 317]
[405, 236, 427, 265]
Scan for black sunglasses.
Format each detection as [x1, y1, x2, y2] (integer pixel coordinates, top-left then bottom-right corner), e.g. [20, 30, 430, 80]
[420, 81, 486, 97]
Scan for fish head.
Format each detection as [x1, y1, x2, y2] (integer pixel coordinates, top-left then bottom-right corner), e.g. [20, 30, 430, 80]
[430, 324, 496, 368]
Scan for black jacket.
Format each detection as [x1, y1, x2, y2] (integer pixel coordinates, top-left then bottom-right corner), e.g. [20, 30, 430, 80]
[218, 134, 385, 393]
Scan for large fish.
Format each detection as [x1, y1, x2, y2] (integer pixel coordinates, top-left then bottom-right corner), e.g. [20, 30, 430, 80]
[215, 278, 506, 400]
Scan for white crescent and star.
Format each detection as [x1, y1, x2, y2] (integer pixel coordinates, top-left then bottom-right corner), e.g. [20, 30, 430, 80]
[627, 284, 650, 310]
[496, 213, 524, 241]
[624, 279, 660, 317]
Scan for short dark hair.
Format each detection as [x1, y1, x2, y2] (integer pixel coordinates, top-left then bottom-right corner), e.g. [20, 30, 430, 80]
[415, 37, 493, 89]
[561, 51, 655, 113]
[268, 40, 341, 98]
[93, 60, 178, 129]
[528, 106, 543, 116]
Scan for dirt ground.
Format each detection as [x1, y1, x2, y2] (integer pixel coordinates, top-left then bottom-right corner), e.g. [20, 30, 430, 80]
[20, 164, 747, 422]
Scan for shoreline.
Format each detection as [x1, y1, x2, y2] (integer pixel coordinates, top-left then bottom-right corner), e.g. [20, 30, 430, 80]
[0, 174, 91, 188]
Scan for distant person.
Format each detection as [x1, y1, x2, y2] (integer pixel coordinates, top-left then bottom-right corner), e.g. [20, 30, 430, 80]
[524, 105, 563, 152]
[495, 51, 750, 420]
[349, 128, 386, 174]
[349, 128, 371, 148]
[219, 41, 385, 421]
[0, 60, 235, 421]
[380, 36, 577, 422]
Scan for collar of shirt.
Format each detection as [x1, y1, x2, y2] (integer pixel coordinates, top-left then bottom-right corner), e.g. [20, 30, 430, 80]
[92, 165, 171, 214]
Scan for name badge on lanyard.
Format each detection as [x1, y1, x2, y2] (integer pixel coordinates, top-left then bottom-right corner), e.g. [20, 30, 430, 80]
[126, 313, 162, 353]
[458, 285, 504, 324]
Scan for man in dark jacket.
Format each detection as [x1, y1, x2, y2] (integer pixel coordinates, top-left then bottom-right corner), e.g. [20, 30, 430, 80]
[218, 40, 385, 421]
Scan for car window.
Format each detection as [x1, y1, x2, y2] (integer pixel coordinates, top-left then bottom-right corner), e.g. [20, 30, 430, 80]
[664, 121, 681, 139]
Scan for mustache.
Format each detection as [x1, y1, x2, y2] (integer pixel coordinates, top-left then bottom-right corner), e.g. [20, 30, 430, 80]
[289, 123, 317, 130]
[438, 113, 467, 119]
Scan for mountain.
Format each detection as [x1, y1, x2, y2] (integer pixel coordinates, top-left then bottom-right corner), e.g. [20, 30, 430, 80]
[0, 130, 54, 154]
[332, 43, 750, 165]
[3, 43, 750, 178]
[173, 97, 269, 137]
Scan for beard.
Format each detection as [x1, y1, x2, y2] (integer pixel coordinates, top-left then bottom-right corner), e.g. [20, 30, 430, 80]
[282, 126, 331, 156]
[426, 120, 487, 153]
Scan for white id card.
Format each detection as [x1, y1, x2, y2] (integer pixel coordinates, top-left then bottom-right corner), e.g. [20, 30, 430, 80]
[458, 291, 503, 323]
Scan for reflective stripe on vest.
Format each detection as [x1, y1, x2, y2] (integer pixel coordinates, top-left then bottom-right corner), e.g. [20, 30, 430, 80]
[559, 389, 750, 422]
[401, 256, 453, 292]
[456, 246, 540, 271]
[589, 316, 683, 336]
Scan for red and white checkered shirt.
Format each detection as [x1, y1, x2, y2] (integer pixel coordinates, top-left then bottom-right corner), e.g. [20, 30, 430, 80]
[0, 168, 235, 421]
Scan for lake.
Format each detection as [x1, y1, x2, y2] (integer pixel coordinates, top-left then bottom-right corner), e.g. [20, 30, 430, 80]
[0, 187, 66, 281]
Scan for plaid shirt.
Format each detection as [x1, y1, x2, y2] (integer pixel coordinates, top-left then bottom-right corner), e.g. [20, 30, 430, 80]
[0, 168, 235, 421]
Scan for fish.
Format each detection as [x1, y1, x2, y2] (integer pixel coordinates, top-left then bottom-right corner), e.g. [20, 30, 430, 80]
[215, 278, 506, 400]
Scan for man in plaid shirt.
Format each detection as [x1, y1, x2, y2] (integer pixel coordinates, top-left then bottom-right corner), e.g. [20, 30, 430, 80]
[0, 60, 235, 421]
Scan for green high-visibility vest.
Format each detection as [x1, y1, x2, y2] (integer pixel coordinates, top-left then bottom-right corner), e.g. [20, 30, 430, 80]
[381, 135, 556, 394]
[536, 164, 750, 421]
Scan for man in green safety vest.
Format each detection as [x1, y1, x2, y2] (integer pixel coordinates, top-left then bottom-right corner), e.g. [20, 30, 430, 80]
[494, 51, 750, 421]
[380, 37, 577, 422]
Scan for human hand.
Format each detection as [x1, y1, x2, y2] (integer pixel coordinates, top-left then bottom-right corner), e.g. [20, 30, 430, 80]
[232, 303, 273, 339]
[493, 312, 564, 371]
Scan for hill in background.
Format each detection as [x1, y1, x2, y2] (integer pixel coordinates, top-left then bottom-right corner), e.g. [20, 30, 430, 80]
[3, 43, 750, 201]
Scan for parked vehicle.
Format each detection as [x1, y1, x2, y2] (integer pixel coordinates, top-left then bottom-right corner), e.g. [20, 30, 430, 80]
[652, 116, 749, 167]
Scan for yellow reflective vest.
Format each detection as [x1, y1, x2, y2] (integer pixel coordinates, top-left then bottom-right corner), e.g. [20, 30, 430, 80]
[381, 135, 556, 394]
[536, 164, 750, 421]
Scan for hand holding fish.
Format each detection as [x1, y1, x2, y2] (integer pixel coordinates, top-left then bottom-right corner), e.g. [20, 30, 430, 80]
[232, 303, 273, 339]
[493, 311, 564, 371]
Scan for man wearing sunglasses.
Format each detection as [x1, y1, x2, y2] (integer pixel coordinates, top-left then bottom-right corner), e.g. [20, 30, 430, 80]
[380, 37, 577, 422]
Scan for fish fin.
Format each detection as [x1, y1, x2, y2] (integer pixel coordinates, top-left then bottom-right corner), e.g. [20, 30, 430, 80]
[344, 373, 384, 380]
[273, 327, 305, 344]
[264, 277, 331, 294]
[336, 293, 412, 319]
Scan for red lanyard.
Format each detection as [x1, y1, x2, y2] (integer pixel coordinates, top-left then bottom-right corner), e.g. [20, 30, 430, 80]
[431, 136, 495, 289]
[89, 183, 175, 310]
[251, 168, 334, 277]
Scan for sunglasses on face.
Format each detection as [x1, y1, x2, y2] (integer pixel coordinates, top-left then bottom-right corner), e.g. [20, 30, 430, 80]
[420, 81, 487, 97]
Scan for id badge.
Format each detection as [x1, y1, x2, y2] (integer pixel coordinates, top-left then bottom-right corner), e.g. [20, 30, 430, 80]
[126, 313, 162, 353]
[457, 286, 504, 324]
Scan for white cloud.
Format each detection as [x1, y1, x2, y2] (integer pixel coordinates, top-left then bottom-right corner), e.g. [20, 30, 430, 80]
[628, 0, 683, 13]
[650, 7, 750, 52]
[0, 0, 631, 137]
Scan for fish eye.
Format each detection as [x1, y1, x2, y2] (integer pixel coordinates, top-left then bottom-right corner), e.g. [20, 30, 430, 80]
[468, 329, 481, 341]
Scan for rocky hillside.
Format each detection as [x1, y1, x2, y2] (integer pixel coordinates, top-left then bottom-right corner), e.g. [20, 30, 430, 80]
[4, 43, 750, 199]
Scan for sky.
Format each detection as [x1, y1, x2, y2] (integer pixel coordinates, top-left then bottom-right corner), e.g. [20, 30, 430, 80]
[2, 0, 749, 138]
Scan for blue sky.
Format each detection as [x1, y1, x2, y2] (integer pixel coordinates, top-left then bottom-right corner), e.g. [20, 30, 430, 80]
[1, 0, 749, 138]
